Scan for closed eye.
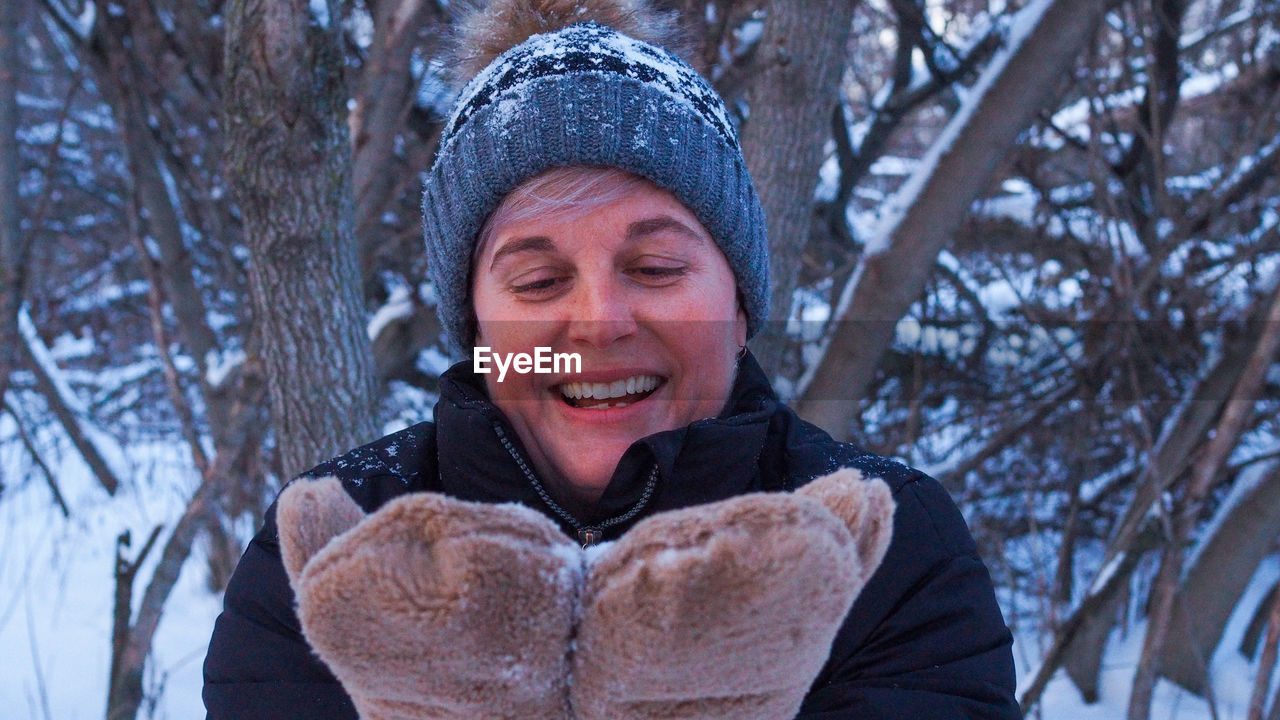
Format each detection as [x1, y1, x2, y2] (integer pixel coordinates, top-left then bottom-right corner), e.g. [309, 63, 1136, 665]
[631, 266, 688, 282]
[510, 276, 566, 295]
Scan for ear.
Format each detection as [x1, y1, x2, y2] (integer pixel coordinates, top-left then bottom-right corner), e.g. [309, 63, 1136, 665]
[796, 468, 896, 584]
[277, 476, 366, 585]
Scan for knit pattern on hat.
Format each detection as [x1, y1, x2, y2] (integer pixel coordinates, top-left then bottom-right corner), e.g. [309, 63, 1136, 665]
[423, 22, 769, 356]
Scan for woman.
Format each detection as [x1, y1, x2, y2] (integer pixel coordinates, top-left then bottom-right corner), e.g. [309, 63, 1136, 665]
[203, 2, 1020, 718]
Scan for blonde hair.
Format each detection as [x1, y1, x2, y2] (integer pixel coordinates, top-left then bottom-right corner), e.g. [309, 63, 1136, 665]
[475, 166, 657, 260]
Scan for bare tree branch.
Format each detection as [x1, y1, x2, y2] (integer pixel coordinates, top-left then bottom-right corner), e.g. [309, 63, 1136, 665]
[0, 0, 24, 403]
[741, 0, 860, 378]
[1128, 276, 1280, 720]
[17, 308, 122, 495]
[127, 190, 210, 475]
[87, 1, 222, 379]
[1254, 584, 1280, 720]
[1057, 309, 1259, 699]
[1, 398, 69, 517]
[1161, 457, 1280, 694]
[795, 0, 1109, 438]
[108, 524, 164, 720]
[351, 0, 442, 273]
[1019, 522, 1159, 713]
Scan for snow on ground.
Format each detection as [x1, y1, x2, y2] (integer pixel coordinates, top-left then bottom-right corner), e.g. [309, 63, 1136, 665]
[0, 429, 222, 720]
[1017, 554, 1280, 720]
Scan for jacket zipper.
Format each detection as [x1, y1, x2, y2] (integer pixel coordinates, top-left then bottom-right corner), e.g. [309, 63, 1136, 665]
[492, 423, 658, 547]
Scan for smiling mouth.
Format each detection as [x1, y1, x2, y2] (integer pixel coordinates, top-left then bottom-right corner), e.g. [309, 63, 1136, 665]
[558, 375, 664, 409]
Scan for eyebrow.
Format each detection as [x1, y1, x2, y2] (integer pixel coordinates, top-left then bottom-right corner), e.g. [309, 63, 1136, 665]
[626, 216, 709, 245]
[487, 216, 709, 271]
[488, 235, 556, 271]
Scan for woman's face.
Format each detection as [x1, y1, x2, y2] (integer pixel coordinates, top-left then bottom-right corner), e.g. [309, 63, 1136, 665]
[471, 176, 747, 508]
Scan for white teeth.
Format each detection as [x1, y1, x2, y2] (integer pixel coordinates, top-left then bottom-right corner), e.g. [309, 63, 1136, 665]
[559, 375, 662, 402]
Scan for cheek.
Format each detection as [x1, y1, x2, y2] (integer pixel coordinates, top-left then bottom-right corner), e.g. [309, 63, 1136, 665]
[472, 280, 523, 347]
[695, 272, 747, 344]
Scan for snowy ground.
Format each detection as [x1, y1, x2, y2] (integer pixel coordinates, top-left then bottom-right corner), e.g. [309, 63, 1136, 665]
[0, 429, 222, 720]
[1015, 554, 1280, 720]
[3, 428, 1277, 718]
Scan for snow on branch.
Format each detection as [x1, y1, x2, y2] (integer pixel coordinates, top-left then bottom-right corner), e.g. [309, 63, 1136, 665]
[367, 285, 414, 343]
[795, 0, 1108, 436]
[1186, 451, 1280, 573]
[35, 0, 96, 43]
[860, 0, 1057, 259]
[17, 306, 128, 494]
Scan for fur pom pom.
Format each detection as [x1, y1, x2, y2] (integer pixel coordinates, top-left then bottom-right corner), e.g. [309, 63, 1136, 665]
[451, 0, 693, 85]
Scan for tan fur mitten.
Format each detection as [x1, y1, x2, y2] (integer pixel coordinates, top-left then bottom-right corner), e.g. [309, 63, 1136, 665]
[277, 477, 581, 720]
[571, 468, 895, 720]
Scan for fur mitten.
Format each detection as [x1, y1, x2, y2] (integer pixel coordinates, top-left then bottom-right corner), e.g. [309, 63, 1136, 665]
[276, 477, 581, 720]
[571, 468, 895, 720]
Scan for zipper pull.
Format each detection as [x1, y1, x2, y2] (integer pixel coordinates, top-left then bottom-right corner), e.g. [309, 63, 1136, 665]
[578, 526, 603, 548]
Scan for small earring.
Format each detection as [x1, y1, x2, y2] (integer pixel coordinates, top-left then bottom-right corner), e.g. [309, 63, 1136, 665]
[736, 344, 748, 361]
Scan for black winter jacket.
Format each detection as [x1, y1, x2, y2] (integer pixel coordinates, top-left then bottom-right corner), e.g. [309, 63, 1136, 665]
[203, 355, 1021, 719]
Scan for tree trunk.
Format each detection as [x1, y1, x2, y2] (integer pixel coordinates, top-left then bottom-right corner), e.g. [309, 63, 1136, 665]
[351, 0, 439, 276]
[0, 0, 22, 402]
[106, 526, 161, 720]
[1128, 535, 1187, 720]
[1064, 584, 1124, 703]
[1247, 564, 1280, 720]
[106, 472, 227, 720]
[1160, 458, 1280, 694]
[1129, 279, 1280, 720]
[1019, 525, 1158, 714]
[79, 1, 244, 454]
[736, 0, 858, 380]
[1053, 476, 1083, 607]
[103, 347, 266, 720]
[1059, 334, 1251, 698]
[1099, 338, 1249, 578]
[87, 1, 222, 380]
[223, 0, 380, 477]
[794, 0, 1108, 439]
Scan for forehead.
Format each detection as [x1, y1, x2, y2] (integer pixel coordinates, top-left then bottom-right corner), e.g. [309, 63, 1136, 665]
[479, 178, 714, 264]
[476, 167, 711, 253]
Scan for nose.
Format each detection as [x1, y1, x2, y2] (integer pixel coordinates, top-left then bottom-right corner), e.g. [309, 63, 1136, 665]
[566, 277, 637, 348]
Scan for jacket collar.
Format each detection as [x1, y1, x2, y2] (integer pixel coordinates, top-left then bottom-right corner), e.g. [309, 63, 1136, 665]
[432, 352, 782, 539]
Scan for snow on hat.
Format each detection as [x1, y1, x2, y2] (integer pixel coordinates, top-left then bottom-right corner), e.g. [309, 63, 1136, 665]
[422, 0, 769, 355]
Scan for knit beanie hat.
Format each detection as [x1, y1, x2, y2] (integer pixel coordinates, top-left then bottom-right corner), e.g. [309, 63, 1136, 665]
[422, 0, 769, 355]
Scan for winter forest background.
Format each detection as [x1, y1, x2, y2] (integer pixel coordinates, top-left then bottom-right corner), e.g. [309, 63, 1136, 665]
[1, 0, 1278, 718]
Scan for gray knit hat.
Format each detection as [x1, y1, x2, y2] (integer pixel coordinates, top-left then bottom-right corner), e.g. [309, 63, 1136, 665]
[422, 19, 768, 355]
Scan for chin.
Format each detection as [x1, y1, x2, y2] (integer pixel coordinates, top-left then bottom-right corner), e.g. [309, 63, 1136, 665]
[561, 458, 622, 490]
